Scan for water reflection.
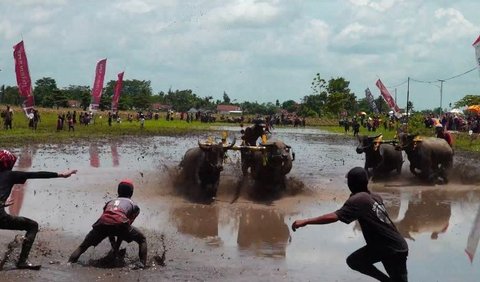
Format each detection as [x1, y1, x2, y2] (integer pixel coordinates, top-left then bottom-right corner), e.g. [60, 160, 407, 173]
[394, 191, 451, 241]
[466, 204, 480, 263]
[237, 208, 290, 258]
[170, 204, 219, 241]
[111, 143, 120, 167]
[9, 146, 35, 216]
[89, 144, 100, 168]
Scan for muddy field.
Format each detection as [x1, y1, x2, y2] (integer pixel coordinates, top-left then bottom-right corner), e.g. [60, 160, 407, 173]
[1, 126, 480, 281]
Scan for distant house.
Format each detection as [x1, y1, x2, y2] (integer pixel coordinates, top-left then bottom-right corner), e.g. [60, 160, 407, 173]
[216, 104, 241, 115]
[67, 100, 81, 108]
[151, 103, 173, 111]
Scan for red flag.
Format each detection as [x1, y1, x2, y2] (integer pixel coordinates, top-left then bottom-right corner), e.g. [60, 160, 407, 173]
[473, 35, 480, 73]
[13, 41, 34, 110]
[111, 71, 124, 112]
[376, 79, 400, 114]
[90, 58, 107, 111]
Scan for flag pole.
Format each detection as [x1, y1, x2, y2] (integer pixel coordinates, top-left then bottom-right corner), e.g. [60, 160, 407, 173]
[406, 77, 410, 132]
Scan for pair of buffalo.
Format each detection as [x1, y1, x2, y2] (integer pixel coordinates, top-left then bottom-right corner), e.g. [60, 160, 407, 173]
[356, 133, 453, 183]
[179, 138, 294, 198]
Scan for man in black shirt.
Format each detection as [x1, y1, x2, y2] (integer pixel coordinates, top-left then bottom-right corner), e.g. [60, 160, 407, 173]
[0, 150, 77, 270]
[292, 167, 408, 282]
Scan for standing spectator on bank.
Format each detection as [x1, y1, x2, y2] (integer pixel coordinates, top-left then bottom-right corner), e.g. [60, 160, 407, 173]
[68, 116, 75, 132]
[2, 105, 13, 130]
[56, 114, 63, 132]
[108, 112, 113, 127]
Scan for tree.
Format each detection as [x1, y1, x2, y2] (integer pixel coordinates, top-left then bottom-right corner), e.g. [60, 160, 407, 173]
[1, 86, 21, 105]
[62, 85, 91, 110]
[324, 77, 356, 116]
[222, 91, 231, 104]
[454, 94, 480, 108]
[282, 100, 298, 113]
[33, 77, 58, 107]
[406, 101, 414, 113]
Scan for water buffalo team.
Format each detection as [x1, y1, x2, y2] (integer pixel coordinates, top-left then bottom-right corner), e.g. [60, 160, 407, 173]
[0, 118, 456, 281]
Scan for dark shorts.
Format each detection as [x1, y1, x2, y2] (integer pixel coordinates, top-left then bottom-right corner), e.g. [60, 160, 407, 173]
[0, 212, 38, 232]
[80, 224, 145, 248]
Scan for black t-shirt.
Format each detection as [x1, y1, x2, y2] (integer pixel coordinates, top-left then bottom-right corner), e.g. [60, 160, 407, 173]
[0, 170, 59, 207]
[335, 192, 408, 254]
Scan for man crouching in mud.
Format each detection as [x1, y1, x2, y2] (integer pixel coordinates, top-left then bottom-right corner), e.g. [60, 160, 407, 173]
[68, 179, 147, 269]
[292, 167, 408, 282]
[0, 149, 77, 270]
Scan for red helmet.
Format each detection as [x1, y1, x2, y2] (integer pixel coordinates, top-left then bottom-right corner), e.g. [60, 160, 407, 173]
[0, 150, 17, 171]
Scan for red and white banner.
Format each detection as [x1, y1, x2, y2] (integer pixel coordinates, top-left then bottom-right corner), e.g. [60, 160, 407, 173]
[13, 41, 34, 110]
[376, 79, 401, 116]
[90, 58, 107, 111]
[473, 35, 480, 75]
[111, 71, 124, 112]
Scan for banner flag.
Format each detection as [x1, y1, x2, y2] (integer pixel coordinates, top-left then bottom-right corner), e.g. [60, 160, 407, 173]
[466, 205, 480, 263]
[376, 79, 401, 117]
[13, 41, 34, 110]
[365, 88, 379, 114]
[473, 35, 480, 75]
[111, 71, 124, 112]
[90, 58, 107, 111]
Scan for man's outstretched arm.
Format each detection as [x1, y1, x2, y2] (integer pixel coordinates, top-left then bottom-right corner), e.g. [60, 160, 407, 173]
[291, 212, 339, 232]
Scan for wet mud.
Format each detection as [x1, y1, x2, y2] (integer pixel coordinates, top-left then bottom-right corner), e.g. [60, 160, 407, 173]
[1, 127, 480, 281]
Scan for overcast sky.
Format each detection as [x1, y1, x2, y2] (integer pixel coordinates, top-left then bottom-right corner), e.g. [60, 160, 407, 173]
[0, 0, 479, 110]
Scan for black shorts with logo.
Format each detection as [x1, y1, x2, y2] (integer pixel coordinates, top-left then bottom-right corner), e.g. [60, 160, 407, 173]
[80, 223, 145, 248]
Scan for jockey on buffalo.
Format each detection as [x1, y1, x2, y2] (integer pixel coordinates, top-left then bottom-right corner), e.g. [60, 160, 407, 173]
[240, 118, 270, 176]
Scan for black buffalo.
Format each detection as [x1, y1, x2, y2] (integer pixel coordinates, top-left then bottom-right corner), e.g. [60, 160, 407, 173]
[179, 140, 235, 199]
[248, 140, 294, 191]
[356, 134, 403, 179]
[397, 133, 453, 183]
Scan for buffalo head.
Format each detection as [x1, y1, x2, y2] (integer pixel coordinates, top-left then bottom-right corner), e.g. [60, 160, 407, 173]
[356, 134, 383, 154]
[198, 137, 236, 172]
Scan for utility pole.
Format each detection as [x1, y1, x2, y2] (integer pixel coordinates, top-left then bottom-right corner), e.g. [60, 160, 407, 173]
[439, 79, 444, 114]
[406, 77, 410, 125]
[394, 88, 397, 105]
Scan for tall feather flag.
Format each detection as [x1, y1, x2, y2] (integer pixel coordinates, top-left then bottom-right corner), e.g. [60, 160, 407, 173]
[13, 41, 35, 111]
[473, 35, 480, 76]
[376, 79, 401, 117]
[90, 58, 107, 111]
[365, 88, 379, 114]
[111, 71, 124, 112]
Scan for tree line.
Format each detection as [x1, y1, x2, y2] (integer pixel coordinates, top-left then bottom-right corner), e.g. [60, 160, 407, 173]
[1, 73, 473, 117]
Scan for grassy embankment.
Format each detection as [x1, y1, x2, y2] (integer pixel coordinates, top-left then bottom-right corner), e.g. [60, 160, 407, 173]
[1, 106, 479, 152]
[0, 106, 215, 147]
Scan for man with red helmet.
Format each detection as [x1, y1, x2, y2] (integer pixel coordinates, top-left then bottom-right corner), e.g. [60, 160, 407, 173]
[0, 149, 77, 270]
[68, 179, 147, 268]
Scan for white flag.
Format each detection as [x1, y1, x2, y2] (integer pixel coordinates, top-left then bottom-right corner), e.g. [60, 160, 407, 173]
[466, 205, 480, 263]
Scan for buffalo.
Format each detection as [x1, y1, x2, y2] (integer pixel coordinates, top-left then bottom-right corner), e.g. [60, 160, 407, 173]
[397, 133, 453, 183]
[248, 140, 294, 191]
[179, 139, 235, 199]
[356, 134, 403, 179]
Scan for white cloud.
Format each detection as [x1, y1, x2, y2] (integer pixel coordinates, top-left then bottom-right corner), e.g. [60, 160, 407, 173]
[428, 8, 477, 43]
[205, 0, 283, 27]
[114, 0, 155, 14]
[349, 0, 400, 12]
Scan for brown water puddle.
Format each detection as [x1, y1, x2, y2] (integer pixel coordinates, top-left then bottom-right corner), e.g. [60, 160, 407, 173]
[1, 127, 480, 281]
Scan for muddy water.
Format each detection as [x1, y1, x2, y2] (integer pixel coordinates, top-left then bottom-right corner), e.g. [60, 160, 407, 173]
[1, 127, 480, 281]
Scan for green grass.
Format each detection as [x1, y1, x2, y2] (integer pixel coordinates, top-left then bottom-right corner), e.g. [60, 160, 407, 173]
[0, 106, 215, 147]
